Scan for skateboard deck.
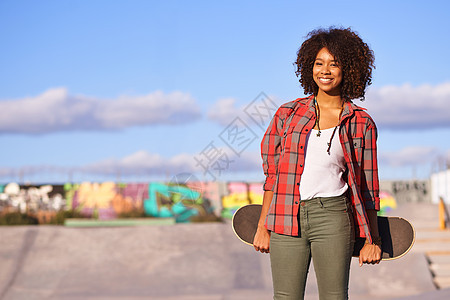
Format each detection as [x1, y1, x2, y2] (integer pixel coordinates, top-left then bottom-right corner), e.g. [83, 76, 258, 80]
[232, 204, 415, 260]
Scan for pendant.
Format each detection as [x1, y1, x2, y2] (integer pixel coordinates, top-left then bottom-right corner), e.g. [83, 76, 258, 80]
[316, 130, 321, 137]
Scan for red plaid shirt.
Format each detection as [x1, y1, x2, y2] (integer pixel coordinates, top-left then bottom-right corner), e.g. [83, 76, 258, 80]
[261, 95, 380, 243]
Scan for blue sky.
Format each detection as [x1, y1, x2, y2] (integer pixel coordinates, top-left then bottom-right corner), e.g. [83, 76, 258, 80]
[0, 0, 449, 184]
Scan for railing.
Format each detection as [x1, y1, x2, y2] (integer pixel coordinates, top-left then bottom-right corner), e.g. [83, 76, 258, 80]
[439, 197, 450, 230]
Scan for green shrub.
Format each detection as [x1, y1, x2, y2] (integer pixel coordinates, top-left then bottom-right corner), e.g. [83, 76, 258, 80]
[47, 209, 87, 225]
[0, 212, 39, 226]
[117, 209, 147, 218]
[190, 213, 224, 223]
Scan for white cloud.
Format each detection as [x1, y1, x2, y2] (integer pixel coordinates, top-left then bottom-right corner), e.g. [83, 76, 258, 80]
[0, 167, 16, 177]
[0, 165, 69, 179]
[81, 150, 197, 176]
[0, 88, 202, 134]
[95, 91, 201, 128]
[207, 94, 281, 128]
[225, 149, 262, 173]
[379, 146, 439, 167]
[0, 148, 263, 181]
[207, 97, 243, 126]
[364, 82, 450, 129]
[193, 146, 261, 174]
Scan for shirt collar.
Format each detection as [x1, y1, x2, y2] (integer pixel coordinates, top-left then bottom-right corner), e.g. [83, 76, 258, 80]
[298, 95, 366, 121]
[305, 95, 316, 114]
[341, 100, 366, 121]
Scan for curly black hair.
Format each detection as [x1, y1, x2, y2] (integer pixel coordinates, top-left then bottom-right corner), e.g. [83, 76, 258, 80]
[295, 27, 375, 101]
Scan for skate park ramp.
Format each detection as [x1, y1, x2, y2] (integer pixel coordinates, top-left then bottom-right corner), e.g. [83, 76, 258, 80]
[1, 202, 450, 300]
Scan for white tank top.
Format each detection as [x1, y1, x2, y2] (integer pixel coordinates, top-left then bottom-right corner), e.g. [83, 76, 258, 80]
[299, 126, 348, 200]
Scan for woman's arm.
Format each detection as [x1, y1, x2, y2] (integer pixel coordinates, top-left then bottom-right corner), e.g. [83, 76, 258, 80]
[359, 121, 382, 265]
[256, 106, 284, 253]
[253, 190, 273, 253]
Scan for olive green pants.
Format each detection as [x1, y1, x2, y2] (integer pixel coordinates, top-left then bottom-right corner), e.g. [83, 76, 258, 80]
[270, 195, 355, 300]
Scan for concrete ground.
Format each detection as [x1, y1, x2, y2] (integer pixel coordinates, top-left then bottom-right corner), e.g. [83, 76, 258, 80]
[1, 203, 450, 299]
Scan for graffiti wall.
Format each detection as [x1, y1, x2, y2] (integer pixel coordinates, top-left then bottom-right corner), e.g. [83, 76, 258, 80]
[66, 182, 148, 219]
[145, 182, 208, 222]
[0, 181, 217, 222]
[221, 182, 263, 218]
[186, 181, 226, 217]
[0, 179, 432, 223]
[0, 183, 65, 213]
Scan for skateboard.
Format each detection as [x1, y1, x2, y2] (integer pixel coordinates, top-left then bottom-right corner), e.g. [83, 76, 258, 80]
[232, 204, 415, 260]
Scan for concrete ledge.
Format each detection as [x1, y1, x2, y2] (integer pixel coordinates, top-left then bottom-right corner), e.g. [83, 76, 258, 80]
[394, 287, 450, 299]
[64, 218, 176, 227]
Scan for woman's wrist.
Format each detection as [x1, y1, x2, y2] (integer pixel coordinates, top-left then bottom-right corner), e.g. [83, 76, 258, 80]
[365, 236, 382, 247]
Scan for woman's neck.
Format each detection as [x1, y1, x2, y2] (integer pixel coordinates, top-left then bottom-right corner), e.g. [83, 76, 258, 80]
[315, 90, 343, 108]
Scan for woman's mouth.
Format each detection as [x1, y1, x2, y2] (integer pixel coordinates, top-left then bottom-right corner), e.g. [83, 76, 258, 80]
[319, 78, 333, 84]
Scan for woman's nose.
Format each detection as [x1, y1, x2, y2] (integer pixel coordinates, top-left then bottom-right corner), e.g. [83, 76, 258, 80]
[320, 66, 331, 74]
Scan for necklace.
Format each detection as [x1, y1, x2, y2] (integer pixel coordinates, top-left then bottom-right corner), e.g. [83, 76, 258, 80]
[314, 98, 322, 137]
[314, 97, 344, 155]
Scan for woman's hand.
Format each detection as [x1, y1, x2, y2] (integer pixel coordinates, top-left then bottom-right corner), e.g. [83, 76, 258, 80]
[253, 225, 271, 253]
[359, 242, 382, 266]
[360, 209, 382, 266]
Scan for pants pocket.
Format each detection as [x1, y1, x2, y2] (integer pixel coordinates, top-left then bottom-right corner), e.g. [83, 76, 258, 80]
[319, 195, 350, 213]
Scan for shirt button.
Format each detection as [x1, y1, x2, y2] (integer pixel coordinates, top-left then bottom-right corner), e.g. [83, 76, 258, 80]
[305, 129, 309, 132]
[300, 146, 303, 149]
[300, 164, 303, 167]
[296, 182, 300, 185]
[295, 201, 299, 204]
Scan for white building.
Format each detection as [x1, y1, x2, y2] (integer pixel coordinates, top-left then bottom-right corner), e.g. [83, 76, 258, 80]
[431, 169, 450, 204]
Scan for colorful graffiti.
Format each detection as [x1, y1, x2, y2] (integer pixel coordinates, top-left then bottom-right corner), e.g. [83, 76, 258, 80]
[0, 181, 216, 222]
[144, 182, 210, 222]
[64, 182, 148, 219]
[379, 191, 397, 215]
[0, 180, 404, 223]
[221, 182, 263, 218]
[0, 183, 65, 213]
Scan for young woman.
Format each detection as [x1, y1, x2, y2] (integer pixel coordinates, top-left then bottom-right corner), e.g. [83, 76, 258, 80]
[254, 27, 382, 299]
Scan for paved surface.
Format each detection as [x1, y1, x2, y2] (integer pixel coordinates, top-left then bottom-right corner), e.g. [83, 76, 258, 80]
[0, 202, 450, 299]
[385, 203, 450, 290]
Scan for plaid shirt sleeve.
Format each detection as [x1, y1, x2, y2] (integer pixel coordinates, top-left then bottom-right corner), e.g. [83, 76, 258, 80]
[360, 121, 380, 210]
[261, 106, 284, 191]
[342, 108, 381, 242]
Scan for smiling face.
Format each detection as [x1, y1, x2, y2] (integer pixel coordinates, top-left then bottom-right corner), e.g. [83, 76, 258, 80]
[313, 47, 342, 96]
